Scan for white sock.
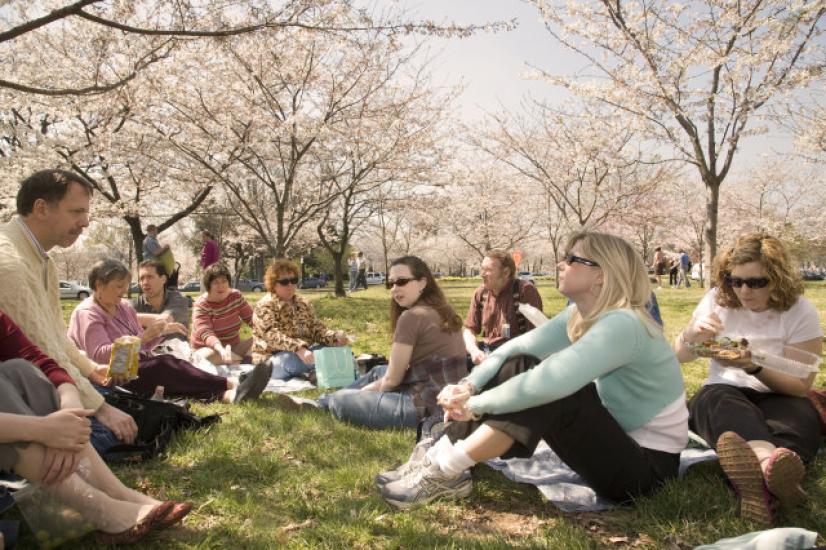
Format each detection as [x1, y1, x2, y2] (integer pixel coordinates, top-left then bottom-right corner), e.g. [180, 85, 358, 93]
[427, 436, 476, 478]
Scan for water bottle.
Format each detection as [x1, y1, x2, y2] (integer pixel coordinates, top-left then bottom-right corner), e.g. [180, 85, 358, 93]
[502, 323, 511, 339]
[150, 386, 165, 401]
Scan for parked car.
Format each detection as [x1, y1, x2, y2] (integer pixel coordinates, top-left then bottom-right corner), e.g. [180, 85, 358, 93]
[300, 276, 327, 289]
[236, 279, 265, 292]
[179, 281, 201, 292]
[59, 280, 92, 300]
[517, 271, 535, 284]
[800, 269, 825, 281]
[365, 271, 385, 285]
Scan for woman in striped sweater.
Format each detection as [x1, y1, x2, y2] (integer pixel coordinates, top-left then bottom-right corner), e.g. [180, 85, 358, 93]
[191, 264, 254, 365]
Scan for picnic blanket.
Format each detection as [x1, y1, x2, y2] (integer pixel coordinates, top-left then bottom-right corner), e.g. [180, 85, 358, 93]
[694, 527, 818, 549]
[485, 440, 718, 512]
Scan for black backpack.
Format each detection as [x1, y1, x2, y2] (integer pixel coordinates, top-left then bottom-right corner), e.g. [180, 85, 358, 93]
[103, 388, 221, 460]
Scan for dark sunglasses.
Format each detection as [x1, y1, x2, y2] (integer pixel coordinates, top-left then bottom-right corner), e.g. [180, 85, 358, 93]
[725, 276, 769, 289]
[386, 277, 416, 289]
[563, 253, 600, 268]
[276, 277, 299, 286]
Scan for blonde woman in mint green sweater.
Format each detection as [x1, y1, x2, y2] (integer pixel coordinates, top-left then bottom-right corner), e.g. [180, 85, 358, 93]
[380, 232, 689, 509]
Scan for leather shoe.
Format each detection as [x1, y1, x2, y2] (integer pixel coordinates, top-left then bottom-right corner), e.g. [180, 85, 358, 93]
[156, 501, 194, 530]
[95, 500, 173, 545]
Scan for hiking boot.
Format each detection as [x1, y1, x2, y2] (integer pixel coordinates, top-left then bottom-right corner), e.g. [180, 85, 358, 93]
[234, 362, 272, 403]
[375, 437, 433, 487]
[380, 456, 472, 510]
[716, 431, 774, 526]
[764, 447, 807, 509]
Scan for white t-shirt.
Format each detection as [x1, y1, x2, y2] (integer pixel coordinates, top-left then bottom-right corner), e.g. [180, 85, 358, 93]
[690, 288, 823, 392]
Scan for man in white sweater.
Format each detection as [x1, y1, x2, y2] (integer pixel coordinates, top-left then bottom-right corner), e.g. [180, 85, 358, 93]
[0, 169, 137, 456]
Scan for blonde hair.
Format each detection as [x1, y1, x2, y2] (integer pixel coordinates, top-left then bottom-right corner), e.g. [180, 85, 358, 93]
[564, 231, 659, 342]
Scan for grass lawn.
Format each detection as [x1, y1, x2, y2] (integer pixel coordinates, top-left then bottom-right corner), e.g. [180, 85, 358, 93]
[33, 281, 826, 548]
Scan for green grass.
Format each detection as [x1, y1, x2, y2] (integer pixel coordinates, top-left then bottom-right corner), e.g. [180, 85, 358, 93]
[28, 282, 826, 548]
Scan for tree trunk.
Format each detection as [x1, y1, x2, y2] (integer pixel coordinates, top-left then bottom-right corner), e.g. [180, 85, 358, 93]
[331, 251, 346, 297]
[703, 179, 721, 270]
[125, 215, 145, 263]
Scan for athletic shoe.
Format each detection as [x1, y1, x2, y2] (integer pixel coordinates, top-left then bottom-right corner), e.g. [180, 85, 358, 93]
[764, 447, 807, 509]
[716, 431, 774, 525]
[233, 362, 272, 403]
[375, 437, 433, 487]
[380, 456, 472, 510]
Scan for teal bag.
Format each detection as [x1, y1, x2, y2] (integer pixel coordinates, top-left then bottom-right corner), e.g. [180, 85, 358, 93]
[314, 346, 357, 388]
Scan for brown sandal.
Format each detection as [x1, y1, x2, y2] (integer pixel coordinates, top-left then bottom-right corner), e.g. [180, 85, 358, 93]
[95, 500, 173, 545]
[156, 501, 194, 530]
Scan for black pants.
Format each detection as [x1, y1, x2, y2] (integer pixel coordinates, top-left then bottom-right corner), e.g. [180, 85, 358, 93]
[445, 355, 680, 503]
[669, 267, 679, 286]
[689, 384, 821, 462]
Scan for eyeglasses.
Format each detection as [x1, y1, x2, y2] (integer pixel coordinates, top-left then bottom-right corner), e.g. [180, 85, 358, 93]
[725, 276, 769, 289]
[276, 277, 299, 286]
[386, 277, 416, 289]
[563, 253, 600, 268]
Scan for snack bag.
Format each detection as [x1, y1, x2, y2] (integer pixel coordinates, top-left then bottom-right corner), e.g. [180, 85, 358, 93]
[107, 335, 141, 380]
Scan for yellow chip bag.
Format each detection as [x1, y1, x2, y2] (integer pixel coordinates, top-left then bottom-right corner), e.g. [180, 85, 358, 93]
[107, 335, 141, 380]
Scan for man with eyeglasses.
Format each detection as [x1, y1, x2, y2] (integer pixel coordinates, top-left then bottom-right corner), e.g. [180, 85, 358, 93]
[463, 250, 543, 367]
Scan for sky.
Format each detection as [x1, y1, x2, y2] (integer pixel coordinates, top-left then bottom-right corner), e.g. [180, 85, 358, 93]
[376, 0, 798, 174]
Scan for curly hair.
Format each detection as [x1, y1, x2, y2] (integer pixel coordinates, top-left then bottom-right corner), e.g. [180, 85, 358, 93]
[711, 233, 803, 311]
[389, 256, 462, 334]
[264, 259, 299, 293]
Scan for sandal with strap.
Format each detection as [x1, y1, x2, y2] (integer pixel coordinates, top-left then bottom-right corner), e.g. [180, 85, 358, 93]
[95, 500, 173, 545]
[716, 431, 774, 526]
[764, 447, 807, 509]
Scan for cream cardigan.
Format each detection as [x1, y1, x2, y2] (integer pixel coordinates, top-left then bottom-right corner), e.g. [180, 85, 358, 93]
[0, 218, 104, 410]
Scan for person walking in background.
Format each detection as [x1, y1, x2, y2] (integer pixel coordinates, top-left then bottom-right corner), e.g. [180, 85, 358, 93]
[669, 257, 679, 288]
[142, 225, 169, 261]
[348, 253, 358, 292]
[651, 246, 666, 289]
[200, 230, 220, 271]
[356, 252, 368, 290]
[678, 249, 691, 288]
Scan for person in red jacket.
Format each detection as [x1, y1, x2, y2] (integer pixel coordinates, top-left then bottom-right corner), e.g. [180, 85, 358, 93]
[0, 309, 192, 544]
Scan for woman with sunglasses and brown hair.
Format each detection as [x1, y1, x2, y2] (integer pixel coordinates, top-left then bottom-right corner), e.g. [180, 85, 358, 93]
[251, 259, 348, 381]
[283, 256, 468, 429]
[380, 232, 688, 509]
[674, 233, 822, 525]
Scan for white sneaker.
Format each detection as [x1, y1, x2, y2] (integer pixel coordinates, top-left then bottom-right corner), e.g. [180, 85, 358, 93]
[380, 456, 472, 510]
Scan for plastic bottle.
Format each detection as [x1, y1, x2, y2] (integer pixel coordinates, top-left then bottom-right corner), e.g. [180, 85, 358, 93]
[502, 323, 511, 339]
[150, 386, 165, 401]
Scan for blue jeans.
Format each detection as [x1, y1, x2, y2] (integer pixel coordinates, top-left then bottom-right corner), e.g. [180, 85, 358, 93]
[348, 269, 358, 290]
[318, 365, 418, 429]
[90, 417, 130, 462]
[266, 350, 315, 381]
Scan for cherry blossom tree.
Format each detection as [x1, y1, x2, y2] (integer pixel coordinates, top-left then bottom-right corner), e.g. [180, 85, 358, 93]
[531, 0, 826, 262]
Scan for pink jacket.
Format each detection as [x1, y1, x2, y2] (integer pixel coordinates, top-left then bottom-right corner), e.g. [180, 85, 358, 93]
[67, 297, 160, 364]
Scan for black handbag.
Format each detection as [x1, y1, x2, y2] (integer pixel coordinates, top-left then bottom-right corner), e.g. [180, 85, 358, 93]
[103, 388, 221, 460]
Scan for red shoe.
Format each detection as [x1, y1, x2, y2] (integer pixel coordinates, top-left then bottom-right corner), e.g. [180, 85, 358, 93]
[764, 447, 807, 509]
[156, 501, 194, 530]
[716, 432, 774, 526]
[95, 500, 173, 545]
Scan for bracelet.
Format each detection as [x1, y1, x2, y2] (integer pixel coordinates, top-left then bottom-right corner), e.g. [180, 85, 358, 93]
[744, 365, 763, 376]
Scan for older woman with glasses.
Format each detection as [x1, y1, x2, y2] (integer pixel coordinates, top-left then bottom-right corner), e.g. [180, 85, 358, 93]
[379, 233, 688, 509]
[674, 233, 822, 525]
[251, 259, 348, 381]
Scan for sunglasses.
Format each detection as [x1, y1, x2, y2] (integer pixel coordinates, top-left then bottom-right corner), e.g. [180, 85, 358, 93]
[276, 277, 299, 286]
[386, 277, 416, 289]
[563, 253, 600, 268]
[725, 276, 770, 289]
